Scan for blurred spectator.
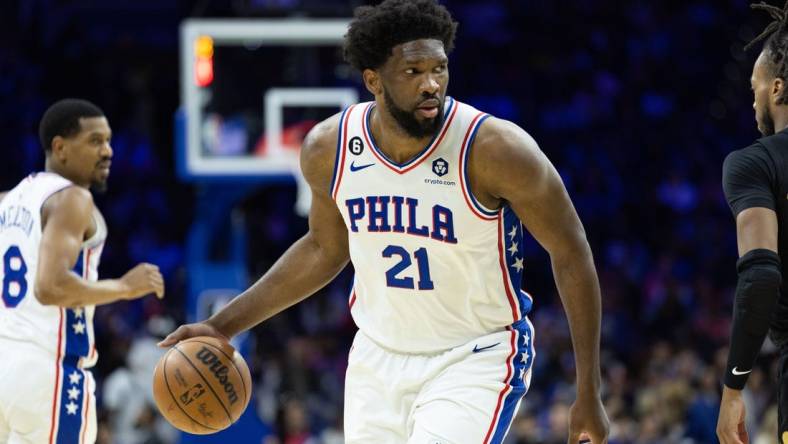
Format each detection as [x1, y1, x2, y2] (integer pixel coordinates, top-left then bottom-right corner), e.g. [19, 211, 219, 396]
[103, 317, 178, 444]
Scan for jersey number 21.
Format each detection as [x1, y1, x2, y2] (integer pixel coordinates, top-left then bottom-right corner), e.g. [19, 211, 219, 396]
[382, 245, 434, 290]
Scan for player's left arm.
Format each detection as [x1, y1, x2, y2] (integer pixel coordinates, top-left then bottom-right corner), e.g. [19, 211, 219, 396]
[471, 117, 609, 443]
[717, 147, 780, 444]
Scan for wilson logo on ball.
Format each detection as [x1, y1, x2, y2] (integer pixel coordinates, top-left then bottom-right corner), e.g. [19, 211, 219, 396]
[196, 347, 240, 404]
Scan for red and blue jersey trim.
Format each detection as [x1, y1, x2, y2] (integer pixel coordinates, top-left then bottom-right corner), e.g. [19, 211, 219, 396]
[330, 105, 357, 201]
[65, 251, 91, 360]
[48, 308, 65, 443]
[459, 113, 497, 220]
[484, 319, 535, 444]
[497, 207, 532, 323]
[347, 275, 357, 310]
[49, 249, 94, 443]
[361, 97, 457, 174]
[53, 364, 90, 444]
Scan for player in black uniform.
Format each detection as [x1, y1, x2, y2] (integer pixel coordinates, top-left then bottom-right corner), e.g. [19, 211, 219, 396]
[718, 2, 788, 443]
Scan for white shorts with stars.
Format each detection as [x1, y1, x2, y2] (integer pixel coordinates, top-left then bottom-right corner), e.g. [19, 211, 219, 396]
[344, 317, 535, 444]
[0, 338, 96, 444]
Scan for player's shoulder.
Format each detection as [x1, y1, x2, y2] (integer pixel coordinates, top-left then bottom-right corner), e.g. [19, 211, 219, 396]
[42, 185, 94, 215]
[723, 141, 774, 176]
[733, 128, 788, 164]
[301, 110, 343, 162]
[463, 116, 552, 198]
[39, 184, 95, 229]
[472, 116, 542, 169]
[474, 116, 538, 145]
[299, 110, 347, 189]
[756, 128, 788, 166]
[301, 102, 372, 152]
[757, 127, 788, 149]
[726, 141, 767, 159]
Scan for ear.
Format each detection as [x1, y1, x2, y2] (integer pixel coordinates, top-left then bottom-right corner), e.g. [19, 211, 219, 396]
[772, 77, 785, 104]
[50, 136, 68, 163]
[362, 69, 382, 96]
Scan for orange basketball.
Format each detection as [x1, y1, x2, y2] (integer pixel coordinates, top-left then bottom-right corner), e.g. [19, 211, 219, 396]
[152, 336, 252, 434]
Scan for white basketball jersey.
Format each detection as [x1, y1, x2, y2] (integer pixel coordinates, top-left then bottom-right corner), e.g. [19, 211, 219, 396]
[0, 172, 105, 368]
[331, 97, 533, 353]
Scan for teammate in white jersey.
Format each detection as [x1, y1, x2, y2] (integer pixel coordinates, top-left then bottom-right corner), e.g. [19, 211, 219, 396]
[0, 98, 164, 444]
[160, 1, 609, 442]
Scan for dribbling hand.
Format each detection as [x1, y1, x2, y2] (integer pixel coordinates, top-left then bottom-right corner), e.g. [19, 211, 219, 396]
[120, 263, 164, 300]
[157, 322, 229, 348]
[567, 395, 609, 444]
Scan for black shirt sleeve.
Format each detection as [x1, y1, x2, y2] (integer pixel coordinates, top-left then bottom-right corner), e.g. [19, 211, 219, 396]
[722, 145, 778, 216]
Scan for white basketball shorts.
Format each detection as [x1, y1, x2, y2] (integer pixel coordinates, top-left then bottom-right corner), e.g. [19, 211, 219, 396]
[344, 317, 535, 444]
[0, 338, 96, 444]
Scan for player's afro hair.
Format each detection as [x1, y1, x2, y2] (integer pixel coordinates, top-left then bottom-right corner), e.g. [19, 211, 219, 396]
[343, 0, 458, 72]
[38, 98, 105, 153]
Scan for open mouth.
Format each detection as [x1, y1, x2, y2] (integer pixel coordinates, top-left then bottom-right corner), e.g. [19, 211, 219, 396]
[416, 107, 439, 118]
[416, 99, 440, 118]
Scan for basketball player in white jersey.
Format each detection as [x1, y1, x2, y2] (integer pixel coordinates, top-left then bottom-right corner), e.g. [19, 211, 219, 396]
[160, 1, 609, 442]
[0, 98, 164, 444]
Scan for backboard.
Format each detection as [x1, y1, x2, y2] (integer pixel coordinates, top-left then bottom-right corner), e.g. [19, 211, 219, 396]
[178, 19, 359, 181]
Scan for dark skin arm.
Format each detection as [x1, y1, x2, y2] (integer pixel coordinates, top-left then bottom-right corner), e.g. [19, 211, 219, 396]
[159, 113, 350, 345]
[716, 207, 777, 444]
[35, 186, 163, 308]
[470, 118, 609, 444]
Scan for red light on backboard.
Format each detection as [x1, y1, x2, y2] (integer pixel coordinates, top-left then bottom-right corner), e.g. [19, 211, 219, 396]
[195, 57, 214, 87]
[194, 35, 214, 87]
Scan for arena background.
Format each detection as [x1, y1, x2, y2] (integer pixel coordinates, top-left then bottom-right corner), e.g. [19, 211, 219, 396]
[0, 1, 775, 443]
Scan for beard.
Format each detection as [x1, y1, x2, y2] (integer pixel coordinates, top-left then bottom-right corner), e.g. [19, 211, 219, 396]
[91, 159, 111, 193]
[383, 88, 444, 139]
[759, 105, 776, 136]
[90, 180, 108, 193]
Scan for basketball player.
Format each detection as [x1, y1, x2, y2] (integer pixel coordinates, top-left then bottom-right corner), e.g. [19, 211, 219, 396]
[0, 98, 164, 444]
[160, 1, 609, 442]
[717, 2, 788, 443]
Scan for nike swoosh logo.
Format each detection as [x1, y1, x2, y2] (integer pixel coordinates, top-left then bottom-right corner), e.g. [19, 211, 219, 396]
[349, 161, 375, 172]
[472, 342, 500, 353]
[732, 367, 752, 375]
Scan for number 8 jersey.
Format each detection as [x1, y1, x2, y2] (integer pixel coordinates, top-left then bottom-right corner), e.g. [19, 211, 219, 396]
[0, 172, 105, 369]
[331, 98, 533, 354]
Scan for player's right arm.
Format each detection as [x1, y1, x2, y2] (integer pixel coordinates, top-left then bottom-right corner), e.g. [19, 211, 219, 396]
[717, 146, 781, 444]
[35, 186, 164, 308]
[159, 114, 350, 346]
